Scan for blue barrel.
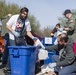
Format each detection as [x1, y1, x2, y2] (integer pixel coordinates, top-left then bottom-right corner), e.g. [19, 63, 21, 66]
[8, 46, 37, 75]
[44, 50, 56, 64]
[42, 37, 56, 46]
[41, 37, 56, 64]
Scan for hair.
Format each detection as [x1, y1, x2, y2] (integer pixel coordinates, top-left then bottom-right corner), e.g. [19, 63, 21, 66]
[60, 33, 69, 43]
[56, 23, 60, 27]
[20, 7, 29, 13]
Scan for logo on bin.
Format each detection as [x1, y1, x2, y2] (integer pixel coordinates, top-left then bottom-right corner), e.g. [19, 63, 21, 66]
[45, 37, 52, 44]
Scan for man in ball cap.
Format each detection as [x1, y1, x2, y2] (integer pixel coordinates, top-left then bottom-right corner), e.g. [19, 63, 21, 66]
[63, 9, 71, 16]
[59, 9, 76, 42]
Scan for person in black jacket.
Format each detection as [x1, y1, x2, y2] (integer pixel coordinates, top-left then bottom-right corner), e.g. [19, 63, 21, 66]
[45, 33, 76, 75]
[51, 23, 60, 37]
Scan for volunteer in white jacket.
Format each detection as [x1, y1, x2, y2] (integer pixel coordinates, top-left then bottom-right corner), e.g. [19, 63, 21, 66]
[6, 7, 36, 46]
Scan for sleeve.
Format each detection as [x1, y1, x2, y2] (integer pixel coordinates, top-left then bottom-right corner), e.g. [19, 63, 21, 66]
[68, 18, 75, 31]
[6, 15, 14, 26]
[57, 45, 75, 66]
[25, 19, 31, 31]
[45, 44, 59, 52]
[51, 28, 57, 33]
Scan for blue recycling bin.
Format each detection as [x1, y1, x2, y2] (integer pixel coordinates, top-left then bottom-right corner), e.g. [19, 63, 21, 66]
[41, 37, 56, 64]
[42, 37, 56, 46]
[8, 46, 37, 75]
[44, 50, 56, 64]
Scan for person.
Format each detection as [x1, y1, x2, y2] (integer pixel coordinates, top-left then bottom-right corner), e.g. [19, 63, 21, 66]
[0, 42, 2, 62]
[1, 13, 12, 36]
[1, 14, 12, 64]
[2, 33, 9, 64]
[58, 9, 76, 42]
[50, 23, 61, 37]
[6, 7, 37, 46]
[44, 33, 76, 75]
[5, 7, 39, 73]
[0, 19, 2, 34]
[51, 23, 61, 34]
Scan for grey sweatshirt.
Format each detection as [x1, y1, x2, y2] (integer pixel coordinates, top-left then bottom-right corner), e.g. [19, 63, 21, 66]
[45, 38, 76, 66]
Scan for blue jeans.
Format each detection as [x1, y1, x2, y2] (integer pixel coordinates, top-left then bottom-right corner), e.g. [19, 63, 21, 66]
[52, 55, 76, 75]
[59, 65, 76, 75]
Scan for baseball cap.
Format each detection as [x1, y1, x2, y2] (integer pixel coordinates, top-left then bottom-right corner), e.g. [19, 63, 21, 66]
[63, 9, 71, 16]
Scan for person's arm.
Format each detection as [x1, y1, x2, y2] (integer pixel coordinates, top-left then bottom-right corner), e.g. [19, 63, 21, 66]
[25, 19, 35, 39]
[64, 28, 70, 31]
[51, 27, 57, 33]
[64, 19, 75, 31]
[1, 14, 12, 20]
[26, 31, 34, 39]
[45, 44, 59, 52]
[6, 15, 20, 37]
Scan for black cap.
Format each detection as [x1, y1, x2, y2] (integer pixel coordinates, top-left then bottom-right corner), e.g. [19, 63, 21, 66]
[63, 9, 71, 16]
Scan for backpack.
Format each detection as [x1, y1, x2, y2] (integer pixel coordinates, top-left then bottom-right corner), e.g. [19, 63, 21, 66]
[73, 43, 76, 54]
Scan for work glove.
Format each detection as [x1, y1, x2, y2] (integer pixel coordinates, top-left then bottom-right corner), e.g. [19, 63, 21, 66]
[32, 37, 38, 40]
[12, 31, 20, 37]
[58, 28, 64, 32]
[48, 63, 56, 68]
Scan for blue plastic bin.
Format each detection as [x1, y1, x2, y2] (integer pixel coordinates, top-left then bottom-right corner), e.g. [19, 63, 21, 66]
[44, 50, 56, 64]
[8, 46, 37, 75]
[41, 37, 56, 64]
[42, 37, 56, 46]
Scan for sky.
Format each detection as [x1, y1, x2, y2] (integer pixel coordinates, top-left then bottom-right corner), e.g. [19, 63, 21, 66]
[6, 0, 76, 29]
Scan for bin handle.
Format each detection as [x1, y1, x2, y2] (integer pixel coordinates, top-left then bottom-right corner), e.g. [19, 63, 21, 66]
[12, 49, 19, 57]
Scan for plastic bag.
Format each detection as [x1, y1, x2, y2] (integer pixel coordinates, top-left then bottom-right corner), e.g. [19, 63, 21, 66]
[38, 48, 49, 60]
[41, 64, 54, 74]
[34, 39, 45, 49]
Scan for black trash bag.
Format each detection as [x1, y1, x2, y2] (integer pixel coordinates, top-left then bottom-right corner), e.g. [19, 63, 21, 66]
[15, 36, 27, 46]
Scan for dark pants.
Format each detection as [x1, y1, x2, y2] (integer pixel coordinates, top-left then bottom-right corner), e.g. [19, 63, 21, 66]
[2, 37, 10, 64]
[52, 55, 76, 75]
[2, 45, 9, 63]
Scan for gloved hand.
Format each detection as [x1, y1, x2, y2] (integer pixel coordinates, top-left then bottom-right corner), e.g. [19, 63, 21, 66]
[12, 31, 20, 37]
[32, 37, 38, 40]
[58, 28, 64, 32]
[48, 63, 56, 68]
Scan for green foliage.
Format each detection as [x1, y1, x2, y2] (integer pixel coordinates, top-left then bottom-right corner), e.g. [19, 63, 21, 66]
[7, 3, 20, 15]
[28, 15, 41, 35]
[0, 0, 7, 18]
[42, 26, 52, 37]
[0, 0, 20, 18]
